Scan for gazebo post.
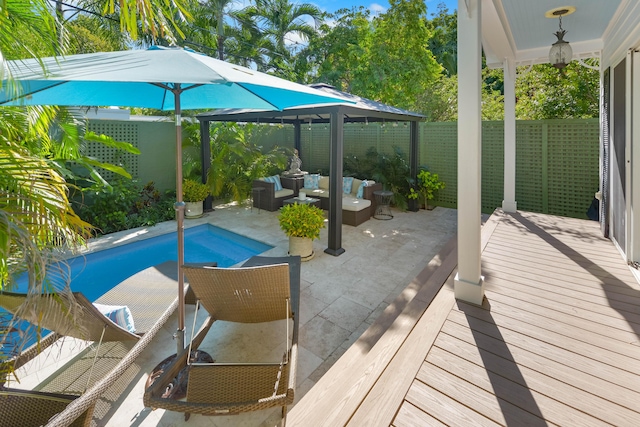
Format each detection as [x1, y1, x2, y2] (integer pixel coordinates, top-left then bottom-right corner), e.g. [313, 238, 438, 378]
[325, 109, 345, 256]
[200, 118, 213, 211]
[410, 121, 419, 184]
[294, 119, 302, 157]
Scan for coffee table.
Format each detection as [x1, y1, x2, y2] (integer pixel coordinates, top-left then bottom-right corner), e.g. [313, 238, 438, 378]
[283, 197, 321, 208]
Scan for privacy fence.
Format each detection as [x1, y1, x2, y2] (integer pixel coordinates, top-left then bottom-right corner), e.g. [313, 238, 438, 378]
[87, 118, 600, 219]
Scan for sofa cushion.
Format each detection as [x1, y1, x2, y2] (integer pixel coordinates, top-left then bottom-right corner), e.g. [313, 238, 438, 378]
[263, 175, 283, 191]
[304, 174, 320, 189]
[318, 176, 329, 190]
[275, 188, 294, 198]
[342, 195, 371, 212]
[343, 177, 354, 194]
[306, 188, 328, 198]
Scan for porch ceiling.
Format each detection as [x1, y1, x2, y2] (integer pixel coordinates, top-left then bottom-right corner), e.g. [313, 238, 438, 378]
[482, 0, 624, 68]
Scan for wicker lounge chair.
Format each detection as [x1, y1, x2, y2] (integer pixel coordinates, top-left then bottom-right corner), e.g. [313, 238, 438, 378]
[0, 261, 187, 427]
[144, 255, 301, 422]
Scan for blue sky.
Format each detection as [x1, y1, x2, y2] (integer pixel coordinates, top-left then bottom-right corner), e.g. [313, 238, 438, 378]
[312, 0, 458, 16]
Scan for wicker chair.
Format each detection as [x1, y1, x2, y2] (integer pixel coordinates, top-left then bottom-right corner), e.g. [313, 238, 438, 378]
[0, 261, 185, 427]
[252, 179, 295, 211]
[144, 255, 301, 422]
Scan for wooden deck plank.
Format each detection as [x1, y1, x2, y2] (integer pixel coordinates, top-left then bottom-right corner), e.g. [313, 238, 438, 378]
[483, 267, 640, 327]
[465, 293, 640, 360]
[346, 285, 455, 426]
[483, 255, 639, 295]
[424, 347, 603, 427]
[416, 361, 552, 426]
[392, 401, 447, 427]
[483, 246, 638, 289]
[483, 277, 640, 336]
[483, 258, 640, 300]
[445, 310, 640, 393]
[484, 238, 631, 270]
[431, 329, 640, 426]
[483, 243, 634, 280]
[486, 268, 640, 314]
[405, 380, 501, 427]
[484, 268, 640, 309]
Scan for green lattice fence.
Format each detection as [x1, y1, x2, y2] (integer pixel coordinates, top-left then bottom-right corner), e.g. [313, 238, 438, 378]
[421, 122, 457, 208]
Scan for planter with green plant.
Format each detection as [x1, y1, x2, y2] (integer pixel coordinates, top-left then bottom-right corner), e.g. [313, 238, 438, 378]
[183, 179, 210, 218]
[278, 203, 326, 261]
[408, 170, 445, 210]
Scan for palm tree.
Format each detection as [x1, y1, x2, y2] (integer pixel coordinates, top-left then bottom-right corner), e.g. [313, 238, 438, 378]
[182, 0, 258, 63]
[247, 0, 323, 75]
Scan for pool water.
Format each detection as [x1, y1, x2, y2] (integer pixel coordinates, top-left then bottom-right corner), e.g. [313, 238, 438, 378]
[15, 224, 273, 301]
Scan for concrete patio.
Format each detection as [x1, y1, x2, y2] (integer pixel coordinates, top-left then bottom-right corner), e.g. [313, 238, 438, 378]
[13, 202, 457, 426]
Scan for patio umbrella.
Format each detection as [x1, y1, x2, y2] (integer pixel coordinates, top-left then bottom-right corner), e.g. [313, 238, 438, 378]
[0, 46, 349, 351]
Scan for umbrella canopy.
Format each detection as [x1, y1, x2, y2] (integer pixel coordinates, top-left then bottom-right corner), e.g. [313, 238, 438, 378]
[0, 46, 346, 110]
[0, 46, 351, 352]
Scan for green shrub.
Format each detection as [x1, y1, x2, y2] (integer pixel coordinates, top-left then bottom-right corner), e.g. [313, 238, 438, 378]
[278, 203, 326, 240]
[78, 179, 175, 235]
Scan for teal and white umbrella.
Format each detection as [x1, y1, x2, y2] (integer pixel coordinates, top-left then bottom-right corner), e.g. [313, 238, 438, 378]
[0, 46, 350, 351]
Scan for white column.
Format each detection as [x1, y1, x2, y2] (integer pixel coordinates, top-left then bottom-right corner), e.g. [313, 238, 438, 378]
[630, 50, 640, 262]
[455, 0, 484, 305]
[502, 58, 518, 213]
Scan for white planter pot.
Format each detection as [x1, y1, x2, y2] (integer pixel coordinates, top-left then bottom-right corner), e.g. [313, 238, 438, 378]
[288, 236, 314, 261]
[184, 201, 204, 218]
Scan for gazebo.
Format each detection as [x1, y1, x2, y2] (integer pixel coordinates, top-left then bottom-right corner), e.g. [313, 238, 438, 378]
[197, 83, 425, 255]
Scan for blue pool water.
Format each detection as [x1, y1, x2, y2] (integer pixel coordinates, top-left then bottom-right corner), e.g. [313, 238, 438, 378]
[15, 224, 272, 301]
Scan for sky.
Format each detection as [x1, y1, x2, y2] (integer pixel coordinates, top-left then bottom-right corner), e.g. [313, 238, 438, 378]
[306, 0, 457, 16]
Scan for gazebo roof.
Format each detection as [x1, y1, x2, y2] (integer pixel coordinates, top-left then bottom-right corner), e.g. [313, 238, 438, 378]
[196, 83, 425, 124]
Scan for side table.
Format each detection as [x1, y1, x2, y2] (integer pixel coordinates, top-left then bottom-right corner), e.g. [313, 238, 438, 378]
[373, 190, 394, 220]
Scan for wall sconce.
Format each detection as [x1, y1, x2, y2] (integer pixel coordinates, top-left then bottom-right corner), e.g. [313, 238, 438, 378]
[547, 7, 575, 69]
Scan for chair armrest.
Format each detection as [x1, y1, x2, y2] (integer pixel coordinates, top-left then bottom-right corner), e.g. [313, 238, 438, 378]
[363, 182, 383, 201]
[252, 180, 275, 199]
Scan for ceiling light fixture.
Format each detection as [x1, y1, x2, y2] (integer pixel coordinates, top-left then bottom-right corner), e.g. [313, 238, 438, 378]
[546, 7, 575, 69]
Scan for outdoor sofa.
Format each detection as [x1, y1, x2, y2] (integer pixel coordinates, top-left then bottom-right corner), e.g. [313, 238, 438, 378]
[252, 176, 295, 211]
[300, 175, 382, 226]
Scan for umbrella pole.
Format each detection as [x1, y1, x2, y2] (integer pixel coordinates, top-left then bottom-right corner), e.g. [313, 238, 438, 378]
[174, 86, 186, 353]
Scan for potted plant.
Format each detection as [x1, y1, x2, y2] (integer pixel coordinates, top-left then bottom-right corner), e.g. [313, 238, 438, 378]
[278, 203, 326, 261]
[183, 179, 210, 218]
[408, 170, 445, 210]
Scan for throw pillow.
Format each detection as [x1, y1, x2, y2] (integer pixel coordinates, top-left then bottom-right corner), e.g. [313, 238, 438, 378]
[264, 175, 283, 191]
[94, 303, 136, 333]
[356, 181, 366, 199]
[304, 173, 320, 189]
[343, 177, 354, 194]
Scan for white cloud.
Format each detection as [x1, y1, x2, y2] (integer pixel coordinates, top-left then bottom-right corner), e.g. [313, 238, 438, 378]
[369, 3, 387, 16]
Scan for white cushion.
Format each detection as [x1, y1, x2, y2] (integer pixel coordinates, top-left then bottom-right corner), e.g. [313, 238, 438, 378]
[342, 196, 371, 212]
[275, 188, 294, 198]
[306, 188, 328, 198]
[318, 176, 330, 190]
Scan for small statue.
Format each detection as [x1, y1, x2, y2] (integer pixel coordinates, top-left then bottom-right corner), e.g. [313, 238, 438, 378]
[287, 149, 302, 175]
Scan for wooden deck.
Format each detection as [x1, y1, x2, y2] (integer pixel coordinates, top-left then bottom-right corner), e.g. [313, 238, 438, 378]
[287, 210, 640, 426]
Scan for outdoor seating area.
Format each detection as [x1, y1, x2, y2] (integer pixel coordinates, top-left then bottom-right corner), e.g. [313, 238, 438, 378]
[252, 174, 383, 226]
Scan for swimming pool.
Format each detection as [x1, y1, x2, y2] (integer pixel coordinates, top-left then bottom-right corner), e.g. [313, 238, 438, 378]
[15, 224, 273, 301]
